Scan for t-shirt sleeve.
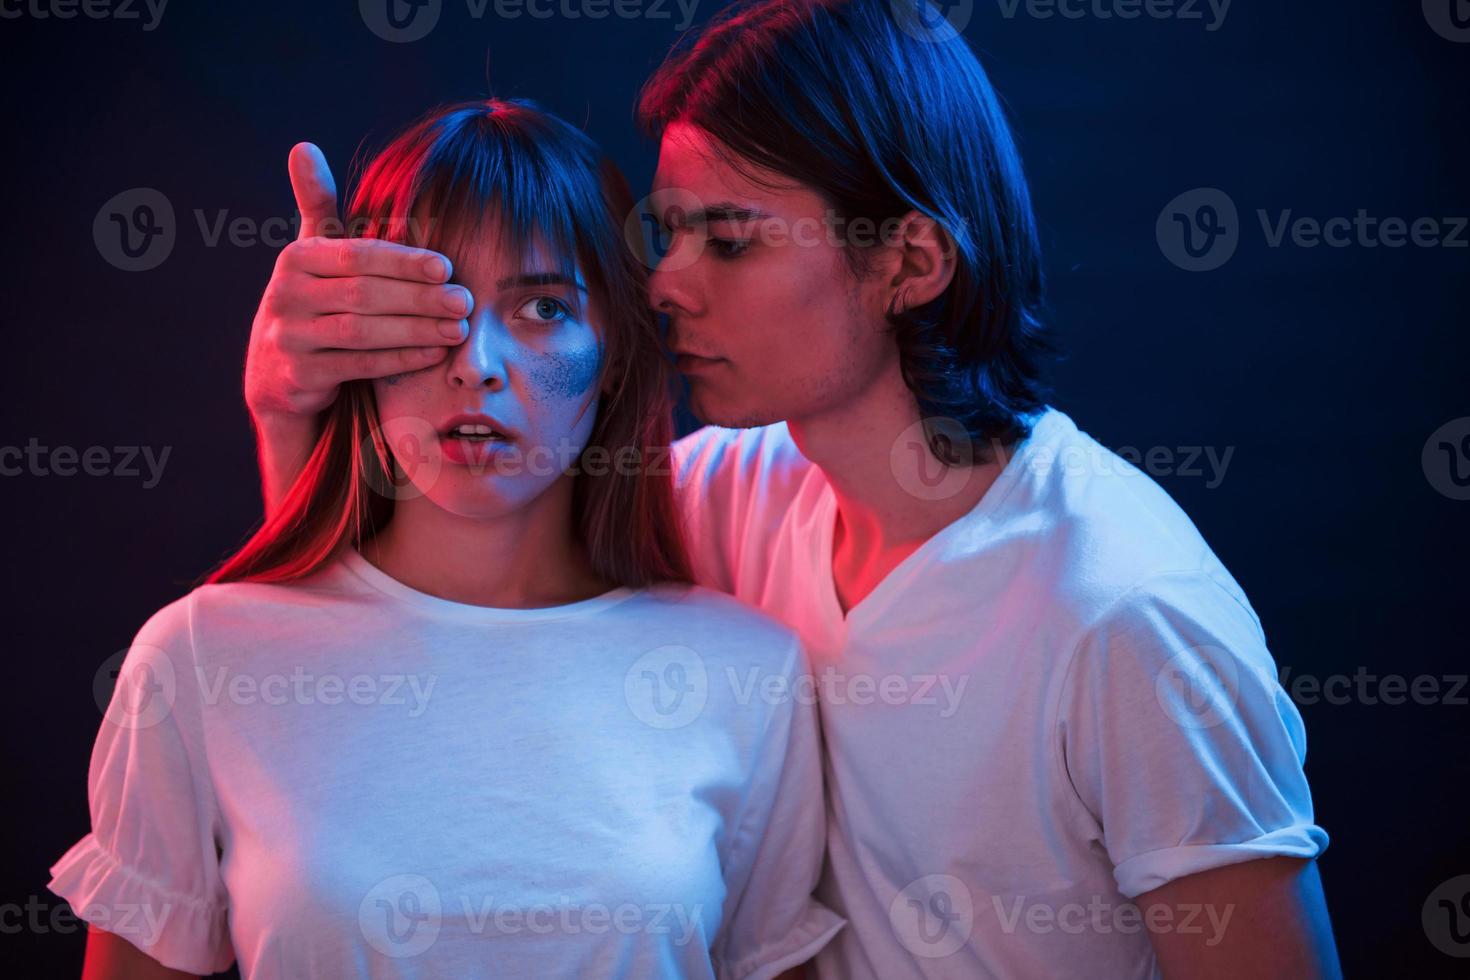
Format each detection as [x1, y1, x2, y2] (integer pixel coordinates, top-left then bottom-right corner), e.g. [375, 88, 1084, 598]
[711, 637, 844, 980]
[671, 423, 815, 596]
[47, 595, 235, 975]
[1055, 570, 1329, 899]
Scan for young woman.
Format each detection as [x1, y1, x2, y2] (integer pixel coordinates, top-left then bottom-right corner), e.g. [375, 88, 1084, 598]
[47, 99, 841, 979]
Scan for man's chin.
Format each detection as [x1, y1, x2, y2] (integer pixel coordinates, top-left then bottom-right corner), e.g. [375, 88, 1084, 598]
[686, 384, 783, 431]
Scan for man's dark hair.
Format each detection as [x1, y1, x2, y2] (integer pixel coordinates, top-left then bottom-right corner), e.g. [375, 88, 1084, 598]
[639, 0, 1056, 460]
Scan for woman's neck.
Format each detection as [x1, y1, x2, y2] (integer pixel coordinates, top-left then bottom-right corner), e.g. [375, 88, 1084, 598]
[358, 476, 612, 609]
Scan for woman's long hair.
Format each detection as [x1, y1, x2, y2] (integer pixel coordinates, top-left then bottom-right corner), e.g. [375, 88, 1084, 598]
[207, 99, 691, 589]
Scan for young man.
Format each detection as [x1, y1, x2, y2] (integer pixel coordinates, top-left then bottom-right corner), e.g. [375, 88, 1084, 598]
[243, 1, 1340, 976]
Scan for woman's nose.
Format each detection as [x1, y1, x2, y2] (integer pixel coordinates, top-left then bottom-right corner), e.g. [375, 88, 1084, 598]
[447, 314, 509, 390]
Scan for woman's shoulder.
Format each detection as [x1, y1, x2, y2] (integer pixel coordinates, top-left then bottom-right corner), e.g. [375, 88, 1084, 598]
[636, 581, 794, 630]
[131, 558, 368, 654]
[621, 583, 805, 671]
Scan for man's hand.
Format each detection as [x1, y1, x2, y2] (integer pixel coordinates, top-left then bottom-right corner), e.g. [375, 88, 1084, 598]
[243, 142, 473, 515]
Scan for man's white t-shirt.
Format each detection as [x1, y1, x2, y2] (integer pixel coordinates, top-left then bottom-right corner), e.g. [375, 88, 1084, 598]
[48, 548, 843, 978]
[672, 407, 1328, 979]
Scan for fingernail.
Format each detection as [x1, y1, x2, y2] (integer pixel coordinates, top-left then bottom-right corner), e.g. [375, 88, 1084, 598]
[440, 319, 468, 340]
[444, 288, 470, 315]
[425, 257, 450, 281]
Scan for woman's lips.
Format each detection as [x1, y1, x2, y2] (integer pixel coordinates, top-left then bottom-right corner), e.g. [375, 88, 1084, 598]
[438, 433, 514, 467]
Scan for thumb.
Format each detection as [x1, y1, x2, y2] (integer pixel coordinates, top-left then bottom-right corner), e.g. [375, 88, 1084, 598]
[288, 142, 342, 239]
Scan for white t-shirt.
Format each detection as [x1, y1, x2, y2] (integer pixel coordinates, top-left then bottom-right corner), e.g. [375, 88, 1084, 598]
[48, 547, 843, 978]
[672, 408, 1328, 979]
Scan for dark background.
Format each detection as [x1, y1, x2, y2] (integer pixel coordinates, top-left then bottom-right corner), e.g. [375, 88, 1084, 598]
[3, 0, 1466, 975]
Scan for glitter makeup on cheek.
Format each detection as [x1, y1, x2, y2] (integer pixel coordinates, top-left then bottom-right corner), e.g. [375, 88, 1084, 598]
[527, 344, 602, 401]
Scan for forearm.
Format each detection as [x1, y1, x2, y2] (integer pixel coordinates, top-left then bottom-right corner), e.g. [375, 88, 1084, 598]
[251, 410, 321, 520]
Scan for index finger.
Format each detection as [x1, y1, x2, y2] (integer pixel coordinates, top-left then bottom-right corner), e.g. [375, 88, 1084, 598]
[287, 236, 453, 284]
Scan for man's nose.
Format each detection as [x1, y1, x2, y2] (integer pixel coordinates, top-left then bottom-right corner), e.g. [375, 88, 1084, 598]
[648, 254, 703, 319]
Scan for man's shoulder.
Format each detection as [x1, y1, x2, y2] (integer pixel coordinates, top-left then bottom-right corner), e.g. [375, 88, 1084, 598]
[672, 422, 814, 497]
[996, 410, 1254, 630]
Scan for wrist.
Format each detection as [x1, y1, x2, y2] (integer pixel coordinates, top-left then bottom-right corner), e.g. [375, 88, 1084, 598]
[250, 404, 320, 435]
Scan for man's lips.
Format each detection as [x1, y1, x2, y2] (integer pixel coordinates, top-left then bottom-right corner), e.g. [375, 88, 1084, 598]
[671, 348, 725, 373]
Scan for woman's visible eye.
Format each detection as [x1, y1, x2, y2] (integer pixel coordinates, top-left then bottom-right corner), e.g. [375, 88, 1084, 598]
[707, 237, 752, 260]
[516, 296, 573, 322]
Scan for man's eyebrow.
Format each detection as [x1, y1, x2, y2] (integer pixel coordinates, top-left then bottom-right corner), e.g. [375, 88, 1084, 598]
[661, 201, 771, 225]
[494, 271, 588, 291]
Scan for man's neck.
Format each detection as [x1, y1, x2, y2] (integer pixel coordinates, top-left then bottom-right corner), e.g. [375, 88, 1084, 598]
[786, 369, 1010, 611]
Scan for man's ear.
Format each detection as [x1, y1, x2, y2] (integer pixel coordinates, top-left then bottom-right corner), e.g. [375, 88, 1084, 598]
[885, 211, 958, 314]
